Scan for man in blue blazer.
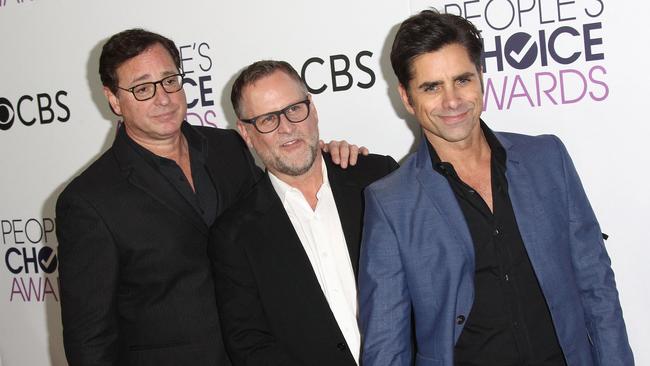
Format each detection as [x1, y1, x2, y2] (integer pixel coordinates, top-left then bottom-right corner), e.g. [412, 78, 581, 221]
[358, 10, 633, 366]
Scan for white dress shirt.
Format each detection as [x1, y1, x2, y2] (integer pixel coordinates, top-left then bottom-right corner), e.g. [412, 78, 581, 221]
[268, 158, 360, 364]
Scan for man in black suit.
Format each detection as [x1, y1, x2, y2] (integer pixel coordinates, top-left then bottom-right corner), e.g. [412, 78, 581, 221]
[56, 30, 363, 366]
[209, 60, 398, 366]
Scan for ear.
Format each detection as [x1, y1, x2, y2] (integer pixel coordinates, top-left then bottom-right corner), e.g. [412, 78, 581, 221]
[398, 84, 415, 115]
[236, 121, 254, 149]
[103, 86, 122, 116]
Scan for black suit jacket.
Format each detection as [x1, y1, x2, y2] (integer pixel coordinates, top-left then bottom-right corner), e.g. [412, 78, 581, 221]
[56, 122, 261, 366]
[209, 154, 398, 366]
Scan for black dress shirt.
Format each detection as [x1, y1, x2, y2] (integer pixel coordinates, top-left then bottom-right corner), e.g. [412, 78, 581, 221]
[427, 123, 566, 366]
[126, 123, 218, 225]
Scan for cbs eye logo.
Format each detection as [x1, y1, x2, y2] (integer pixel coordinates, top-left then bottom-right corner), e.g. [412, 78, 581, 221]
[0, 91, 70, 131]
[0, 97, 14, 131]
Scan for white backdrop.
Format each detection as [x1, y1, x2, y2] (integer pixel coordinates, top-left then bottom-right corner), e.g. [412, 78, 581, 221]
[0, 0, 647, 365]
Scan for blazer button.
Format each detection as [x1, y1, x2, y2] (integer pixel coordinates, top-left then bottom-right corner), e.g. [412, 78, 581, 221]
[456, 315, 466, 325]
[337, 342, 347, 351]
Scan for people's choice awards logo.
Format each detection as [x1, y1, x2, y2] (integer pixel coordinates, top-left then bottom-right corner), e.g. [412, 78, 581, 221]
[180, 41, 222, 128]
[2, 218, 59, 302]
[503, 32, 537, 70]
[439, 0, 608, 111]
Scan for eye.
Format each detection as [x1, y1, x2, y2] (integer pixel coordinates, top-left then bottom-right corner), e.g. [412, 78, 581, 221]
[258, 114, 277, 125]
[133, 84, 152, 95]
[286, 104, 303, 114]
[423, 84, 439, 92]
[164, 76, 180, 86]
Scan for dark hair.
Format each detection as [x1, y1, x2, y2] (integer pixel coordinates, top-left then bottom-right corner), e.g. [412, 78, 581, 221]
[230, 60, 308, 118]
[391, 9, 483, 89]
[99, 28, 181, 93]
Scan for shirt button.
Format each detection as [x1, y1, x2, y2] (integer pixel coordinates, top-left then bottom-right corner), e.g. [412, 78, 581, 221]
[337, 342, 347, 351]
[456, 315, 466, 325]
[493, 228, 500, 237]
[504, 273, 510, 281]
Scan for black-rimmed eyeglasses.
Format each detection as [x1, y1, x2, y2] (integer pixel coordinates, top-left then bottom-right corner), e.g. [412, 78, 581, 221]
[117, 72, 185, 101]
[240, 99, 311, 134]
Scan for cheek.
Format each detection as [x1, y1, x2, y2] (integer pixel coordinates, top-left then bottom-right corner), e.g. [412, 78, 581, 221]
[416, 100, 437, 117]
[173, 89, 188, 106]
[473, 92, 484, 112]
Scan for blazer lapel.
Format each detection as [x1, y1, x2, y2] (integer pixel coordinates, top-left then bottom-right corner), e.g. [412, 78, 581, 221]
[499, 134, 550, 286]
[112, 126, 208, 236]
[326, 158, 362, 276]
[414, 137, 475, 264]
[250, 176, 337, 309]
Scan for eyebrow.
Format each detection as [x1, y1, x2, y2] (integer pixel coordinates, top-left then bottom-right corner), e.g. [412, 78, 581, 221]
[416, 72, 477, 91]
[128, 70, 179, 85]
[455, 72, 476, 81]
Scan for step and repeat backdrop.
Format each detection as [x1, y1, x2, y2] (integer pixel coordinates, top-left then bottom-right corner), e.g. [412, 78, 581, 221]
[0, 0, 647, 364]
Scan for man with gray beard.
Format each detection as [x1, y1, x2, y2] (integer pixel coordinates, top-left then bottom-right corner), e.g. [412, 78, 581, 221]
[208, 60, 398, 366]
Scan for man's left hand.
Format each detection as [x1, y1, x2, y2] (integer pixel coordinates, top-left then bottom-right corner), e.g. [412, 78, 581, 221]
[320, 140, 370, 169]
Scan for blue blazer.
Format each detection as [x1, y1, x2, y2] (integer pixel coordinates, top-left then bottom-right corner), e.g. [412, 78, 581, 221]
[358, 132, 633, 366]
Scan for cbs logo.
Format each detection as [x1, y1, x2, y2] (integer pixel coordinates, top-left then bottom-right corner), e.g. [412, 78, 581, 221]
[301, 51, 376, 94]
[0, 97, 15, 131]
[0, 91, 70, 131]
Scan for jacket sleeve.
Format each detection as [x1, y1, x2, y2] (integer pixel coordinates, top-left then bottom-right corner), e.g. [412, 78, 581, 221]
[554, 136, 634, 365]
[209, 224, 301, 366]
[358, 186, 413, 366]
[56, 189, 120, 366]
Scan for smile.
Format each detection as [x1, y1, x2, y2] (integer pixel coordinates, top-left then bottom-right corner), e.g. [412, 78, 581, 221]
[439, 110, 470, 124]
[151, 109, 177, 119]
[281, 139, 301, 147]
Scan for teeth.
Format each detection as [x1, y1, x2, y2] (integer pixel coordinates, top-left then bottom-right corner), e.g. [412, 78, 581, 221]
[282, 140, 298, 146]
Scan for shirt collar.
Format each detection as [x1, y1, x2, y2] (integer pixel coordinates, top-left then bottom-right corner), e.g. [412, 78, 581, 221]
[268, 155, 329, 204]
[124, 121, 208, 166]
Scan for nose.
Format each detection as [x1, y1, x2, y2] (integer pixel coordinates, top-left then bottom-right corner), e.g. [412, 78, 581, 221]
[275, 113, 295, 134]
[442, 86, 461, 110]
[152, 82, 171, 105]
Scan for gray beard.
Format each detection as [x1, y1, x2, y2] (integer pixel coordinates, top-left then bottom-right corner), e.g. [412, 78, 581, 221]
[273, 141, 318, 177]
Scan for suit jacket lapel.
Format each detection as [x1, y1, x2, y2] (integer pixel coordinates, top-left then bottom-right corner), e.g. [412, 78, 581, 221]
[414, 137, 475, 264]
[325, 157, 362, 276]
[251, 176, 337, 309]
[112, 126, 208, 236]
[498, 133, 548, 285]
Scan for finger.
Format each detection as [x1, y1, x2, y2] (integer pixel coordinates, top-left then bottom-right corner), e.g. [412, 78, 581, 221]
[329, 141, 341, 163]
[348, 144, 360, 166]
[338, 140, 350, 169]
[359, 146, 370, 156]
[319, 139, 328, 152]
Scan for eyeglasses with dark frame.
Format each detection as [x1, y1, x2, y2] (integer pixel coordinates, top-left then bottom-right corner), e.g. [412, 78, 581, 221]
[240, 99, 311, 134]
[117, 72, 185, 101]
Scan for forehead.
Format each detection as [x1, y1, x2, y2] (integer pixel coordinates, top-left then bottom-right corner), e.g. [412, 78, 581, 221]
[241, 71, 305, 115]
[115, 43, 177, 83]
[409, 43, 478, 83]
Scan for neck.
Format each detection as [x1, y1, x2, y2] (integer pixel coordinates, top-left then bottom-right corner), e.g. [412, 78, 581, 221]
[425, 127, 490, 170]
[126, 127, 187, 164]
[272, 152, 324, 210]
